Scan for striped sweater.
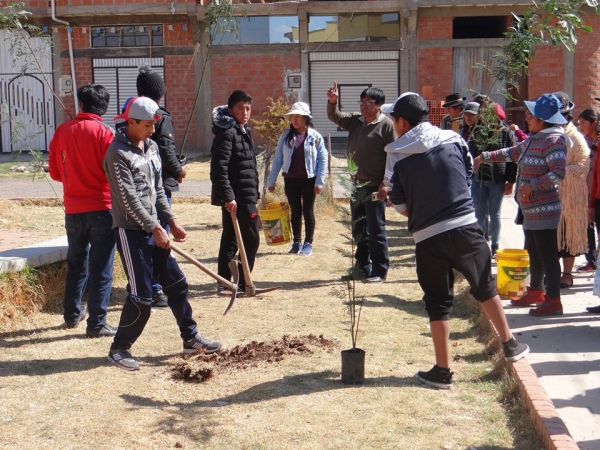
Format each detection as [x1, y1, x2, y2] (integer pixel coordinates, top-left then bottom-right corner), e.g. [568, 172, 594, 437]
[481, 127, 567, 230]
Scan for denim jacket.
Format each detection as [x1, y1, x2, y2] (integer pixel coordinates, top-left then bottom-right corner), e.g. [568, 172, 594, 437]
[267, 127, 328, 188]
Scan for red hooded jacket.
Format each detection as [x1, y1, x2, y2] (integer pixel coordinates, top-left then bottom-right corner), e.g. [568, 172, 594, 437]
[49, 113, 113, 214]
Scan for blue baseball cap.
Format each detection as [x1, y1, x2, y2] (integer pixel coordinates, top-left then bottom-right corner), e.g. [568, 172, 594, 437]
[524, 94, 567, 125]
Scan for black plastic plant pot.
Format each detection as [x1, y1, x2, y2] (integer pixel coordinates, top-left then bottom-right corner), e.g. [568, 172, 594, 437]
[341, 348, 365, 384]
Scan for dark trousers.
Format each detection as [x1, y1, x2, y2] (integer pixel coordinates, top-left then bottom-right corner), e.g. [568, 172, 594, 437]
[111, 228, 198, 351]
[284, 176, 316, 244]
[524, 228, 561, 298]
[217, 204, 260, 287]
[351, 185, 389, 278]
[152, 189, 172, 294]
[415, 224, 496, 322]
[63, 210, 115, 329]
[584, 222, 597, 266]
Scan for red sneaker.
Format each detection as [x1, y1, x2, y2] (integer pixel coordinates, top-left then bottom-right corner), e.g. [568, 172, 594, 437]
[576, 262, 596, 273]
[510, 288, 545, 307]
[529, 297, 563, 316]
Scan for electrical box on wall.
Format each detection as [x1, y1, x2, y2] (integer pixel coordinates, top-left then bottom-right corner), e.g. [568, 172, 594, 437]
[287, 74, 302, 89]
[59, 75, 73, 97]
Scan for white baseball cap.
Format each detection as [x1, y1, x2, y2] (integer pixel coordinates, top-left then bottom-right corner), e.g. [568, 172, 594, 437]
[284, 102, 312, 118]
[114, 96, 160, 122]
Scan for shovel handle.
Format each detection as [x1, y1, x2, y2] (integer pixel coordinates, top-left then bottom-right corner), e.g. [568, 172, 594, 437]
[229, 210, 253, 290]
[170, 243, 236, 291]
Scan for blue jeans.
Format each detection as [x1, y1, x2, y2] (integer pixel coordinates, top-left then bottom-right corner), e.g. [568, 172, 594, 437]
[470, 179, 505, 247]
[63, 210, 115, 329]
[351, 186, 389, 278]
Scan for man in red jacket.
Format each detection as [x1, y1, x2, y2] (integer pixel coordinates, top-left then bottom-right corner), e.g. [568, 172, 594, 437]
[49, 84, 117, 338]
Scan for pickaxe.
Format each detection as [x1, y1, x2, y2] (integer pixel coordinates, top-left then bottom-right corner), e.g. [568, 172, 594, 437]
[230, 209, 281, 297]
[170, 243, 240, 315]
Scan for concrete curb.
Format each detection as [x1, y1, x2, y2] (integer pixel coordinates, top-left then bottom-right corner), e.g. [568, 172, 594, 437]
[508, 360, 579, 450]
[0, 236, 68, 274]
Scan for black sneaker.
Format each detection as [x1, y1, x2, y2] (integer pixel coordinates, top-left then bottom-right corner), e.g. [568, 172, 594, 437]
[289, 242, 301, 254]
[502, 337, 530, 362]
[86, 324, 117, 338]
[152, 291, 169, 308]
[65, 306, 87, 329]
[416, 364, 453, 389]
[183, 334, 222, 354]
[108, 349, 140, 371]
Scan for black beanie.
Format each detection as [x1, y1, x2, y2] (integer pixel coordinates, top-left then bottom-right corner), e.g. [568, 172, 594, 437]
[389, 93, 429, 124]
[136, 65, 166, 101]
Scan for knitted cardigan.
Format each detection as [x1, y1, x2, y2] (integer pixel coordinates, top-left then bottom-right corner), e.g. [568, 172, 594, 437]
[481, 127, 567, 230]
[558, 122, 590, 254]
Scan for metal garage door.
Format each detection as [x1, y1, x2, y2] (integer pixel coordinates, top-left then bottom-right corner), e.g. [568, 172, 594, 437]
[0, 29, 54, 154]
[93, 57, 164, 129]
[310, 51, 399, 140]
[453, 47, 506, 108]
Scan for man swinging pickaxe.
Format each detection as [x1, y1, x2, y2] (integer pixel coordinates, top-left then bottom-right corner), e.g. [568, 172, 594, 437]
[171, 220, 280, 315]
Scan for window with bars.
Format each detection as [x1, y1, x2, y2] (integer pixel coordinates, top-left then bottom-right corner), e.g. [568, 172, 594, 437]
[91, 25, 164, 48]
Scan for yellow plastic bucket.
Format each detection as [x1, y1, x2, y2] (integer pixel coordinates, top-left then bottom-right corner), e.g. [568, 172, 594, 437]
[496, 249, 530, 299]
[257, 202, 292, 246]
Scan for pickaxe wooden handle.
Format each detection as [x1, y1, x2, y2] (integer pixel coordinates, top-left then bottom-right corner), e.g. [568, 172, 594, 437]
[170, 243, 239, 315]
[230, 209, 256, 296]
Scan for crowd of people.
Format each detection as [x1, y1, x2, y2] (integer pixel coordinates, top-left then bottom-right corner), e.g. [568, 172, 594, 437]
[47, 67, 600, 386]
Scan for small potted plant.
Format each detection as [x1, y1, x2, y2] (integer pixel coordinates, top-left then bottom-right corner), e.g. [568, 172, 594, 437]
[337, 158, 367, 384]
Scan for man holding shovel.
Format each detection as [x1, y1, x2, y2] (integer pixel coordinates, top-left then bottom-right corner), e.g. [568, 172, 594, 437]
[104, 97, 221, 371]
[210, 90, 260, 295]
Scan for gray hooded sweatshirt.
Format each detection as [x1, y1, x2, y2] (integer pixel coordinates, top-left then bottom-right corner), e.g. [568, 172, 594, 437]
[103, 129, 174, 233]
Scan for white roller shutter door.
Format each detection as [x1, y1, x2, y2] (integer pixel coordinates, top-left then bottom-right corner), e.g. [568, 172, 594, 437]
[93, 58, 164, 128]
[310, 53, 399, 140]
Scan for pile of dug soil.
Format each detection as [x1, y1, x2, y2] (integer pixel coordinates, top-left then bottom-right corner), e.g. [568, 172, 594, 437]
[172, 334, 335, 383]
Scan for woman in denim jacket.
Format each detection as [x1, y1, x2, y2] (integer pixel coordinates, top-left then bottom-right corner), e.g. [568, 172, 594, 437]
[267, 102, 328, 256]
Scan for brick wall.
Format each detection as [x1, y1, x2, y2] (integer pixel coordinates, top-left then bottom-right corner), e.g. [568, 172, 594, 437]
[527, 45, 565, 102]
[18, 0, 46, 8]
[164, 23, 193, 47]
[417, 48, 454, 103]
[416, 17, 453, 106]
[53, 0, 190, 5]
[210, 52, 300, 126]
[58, 28, 94, 118]
[417, 16, 453, 40]
[164, 55, 196, 148]
[573, 12, 600, 114]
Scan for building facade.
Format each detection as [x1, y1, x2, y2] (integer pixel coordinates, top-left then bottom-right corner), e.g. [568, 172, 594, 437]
[1, 0, 599, 154]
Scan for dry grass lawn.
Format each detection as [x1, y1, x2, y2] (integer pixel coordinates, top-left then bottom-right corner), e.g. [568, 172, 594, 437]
[0, 198, 542, 450]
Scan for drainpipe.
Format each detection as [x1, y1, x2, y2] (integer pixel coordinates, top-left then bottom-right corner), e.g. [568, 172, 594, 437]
[51, 0, 78, 114]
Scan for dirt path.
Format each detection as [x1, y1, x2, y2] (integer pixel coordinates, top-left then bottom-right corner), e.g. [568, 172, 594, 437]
[0, 178, 213, 200]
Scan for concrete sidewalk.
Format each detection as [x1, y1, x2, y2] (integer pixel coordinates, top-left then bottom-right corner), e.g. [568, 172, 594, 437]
[497, 197, 600, 450]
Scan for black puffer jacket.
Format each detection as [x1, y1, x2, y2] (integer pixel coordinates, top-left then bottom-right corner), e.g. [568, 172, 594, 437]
[210, 105, 259, 207]
[153, 107, 184, 192]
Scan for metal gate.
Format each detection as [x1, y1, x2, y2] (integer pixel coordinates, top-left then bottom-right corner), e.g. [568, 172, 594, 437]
[93, 58, 164, 129]
[453, 47, 506, 108]
[309, 51, 399, 140]
[0, 29, 55, 154]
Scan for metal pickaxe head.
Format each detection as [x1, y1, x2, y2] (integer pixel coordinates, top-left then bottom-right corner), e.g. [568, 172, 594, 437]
[223, 260, 240, 315]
